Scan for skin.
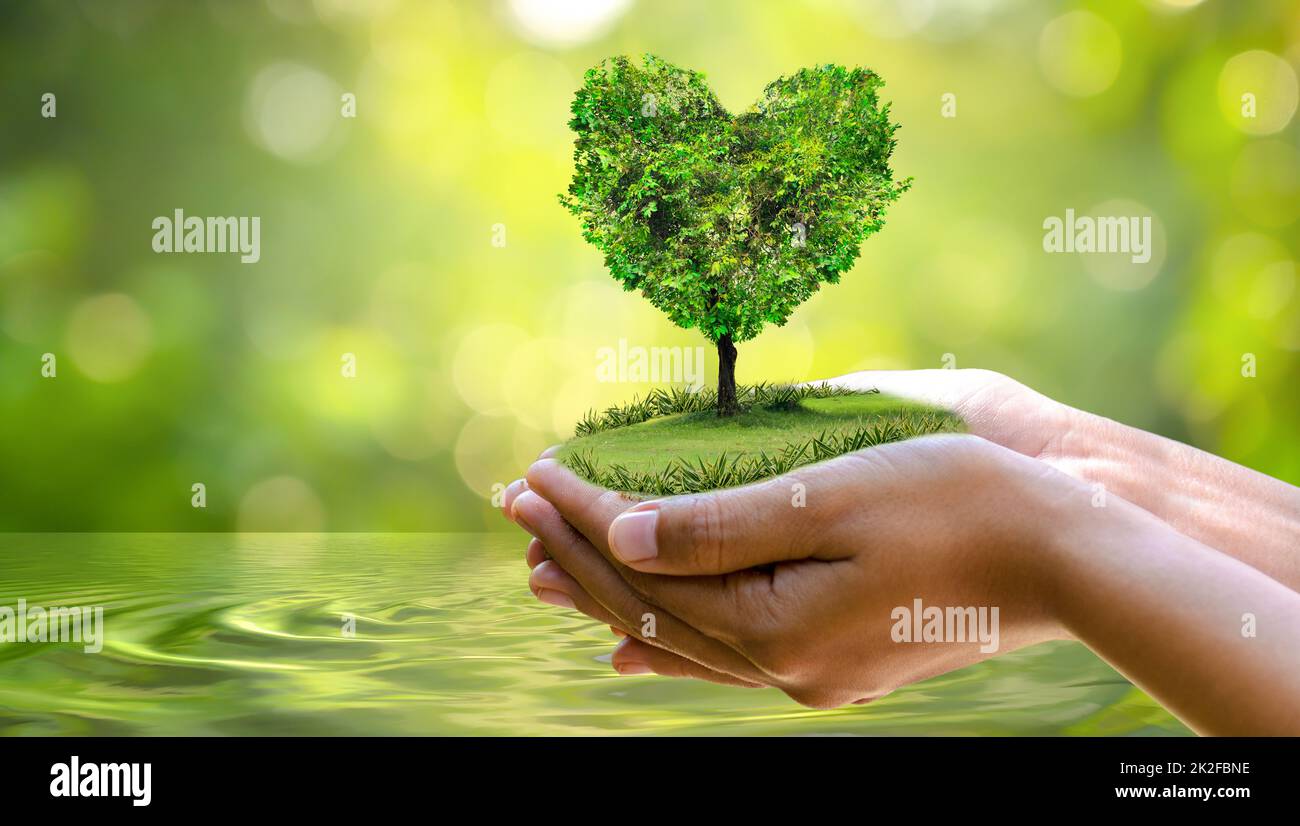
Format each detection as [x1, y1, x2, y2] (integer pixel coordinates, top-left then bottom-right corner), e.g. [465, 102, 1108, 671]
[501, 369, 1300, 734]
[820, 369, 1300, 590]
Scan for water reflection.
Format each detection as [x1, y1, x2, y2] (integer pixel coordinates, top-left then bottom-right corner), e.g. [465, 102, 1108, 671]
[0, 533, 1189, 736]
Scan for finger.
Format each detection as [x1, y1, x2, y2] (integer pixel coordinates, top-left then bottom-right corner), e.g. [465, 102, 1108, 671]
[525, 458, 639, 560]
[529, 456, 841, 576]
[531, 540, 762, 686]
[538, 444, 563, 459]
[501, 478, 529, 524]
[533, 514, 777, 648]
[611, 637, 764, 687]
[524, 453, 835, 645]
[512, 490, 766, 683]
[606, 476, 847, 575]
[824, 369, 1065, 462]
[525, 537, 548, 568]
[529, 559, 628, 631]
[523, 458, 674, 599]
[819, 368, 988, 410]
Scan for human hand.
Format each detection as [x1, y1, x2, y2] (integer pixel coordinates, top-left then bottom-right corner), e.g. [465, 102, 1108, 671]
[813, 369, 1299, 587]
[511, 433, 1078, 707]
[506, 369, 1299, 587]
[501, 369, 1300, 729]
[513, 435, 1300, 732]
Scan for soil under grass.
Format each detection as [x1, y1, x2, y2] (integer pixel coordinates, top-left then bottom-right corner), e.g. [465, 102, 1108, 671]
[559, 389, 964, 495]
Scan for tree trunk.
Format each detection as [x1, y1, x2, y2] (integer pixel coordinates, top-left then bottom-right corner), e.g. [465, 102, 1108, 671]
[716, 335, 740, 417]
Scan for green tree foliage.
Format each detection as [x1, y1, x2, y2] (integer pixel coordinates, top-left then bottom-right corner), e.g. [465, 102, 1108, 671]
[561, 54, 910, 414]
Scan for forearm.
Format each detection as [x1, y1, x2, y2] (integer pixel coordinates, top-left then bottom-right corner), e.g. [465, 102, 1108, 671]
[1045, 500, 1300, 735]
[1058, 406, 1300, 590]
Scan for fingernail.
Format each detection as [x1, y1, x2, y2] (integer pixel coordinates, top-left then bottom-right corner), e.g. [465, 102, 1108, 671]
[513, 510, 534, 535]
[537, 589, 575, 610]
[511, 493, 537, 535]
[609, 508, 659, 563]
[502, 478, 525, 506]
[615, 661, 653, 675]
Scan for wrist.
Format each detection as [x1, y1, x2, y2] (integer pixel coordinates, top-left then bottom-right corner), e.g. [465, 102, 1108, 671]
[987, 452, 1093, 643]
[1051, 403, 1300, 590]
[1028, 476, 1165, 640]
[1047, 404, 1165, 515]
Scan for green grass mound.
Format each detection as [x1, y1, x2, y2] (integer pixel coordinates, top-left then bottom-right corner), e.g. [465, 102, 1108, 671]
[560, 384, 964, 495]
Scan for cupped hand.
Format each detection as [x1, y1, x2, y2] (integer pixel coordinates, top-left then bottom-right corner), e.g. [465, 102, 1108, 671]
[509, 433, 1086, 708]
[820, 368, 1077, 467]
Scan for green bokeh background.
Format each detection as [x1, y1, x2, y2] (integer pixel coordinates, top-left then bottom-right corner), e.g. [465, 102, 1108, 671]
[1, 0, 1297, 532]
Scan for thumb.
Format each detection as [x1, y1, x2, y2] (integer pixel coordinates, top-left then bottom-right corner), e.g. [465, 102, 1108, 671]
[607, 480, 829, 575]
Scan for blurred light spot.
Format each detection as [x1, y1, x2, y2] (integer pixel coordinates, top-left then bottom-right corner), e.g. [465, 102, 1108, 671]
[504, 335, 566, 433]
[549, 279, 642, 338]
[1210, 233, 1295, 320]
[1154, 331, 1228, 424]
[244, 62, 344, 163]
[307, 327, 404, 424]
[370, 469, 443, 528]
[128, 264, 214, 346]
[264, 0, 317, 24]
[361, 60, 466, 183]
[1277, 302, 1300, 350]
[78, 0, 157, 35]
[484, 51, 575, 149]
[362, 3, 463, 181]
[370, 402, 440, 461]
[237, 476, 325, 532]
[1247, 261, 1297, 320]
[507, 0, 631, 48]
[1082, 199, 1165, 291]
[369, 372, 463, 462]
[65, 293, 153, 382]
[1218, 50, 1298, 135]
[917, 221, 1027, 343]
[921, 0, 1007, 42]
[815, 319, 908, 374]
[452, 324, 530, 414]
[1143, 0, 1207, 10]
[0, 251, 66, 345]
[368, 2, 459, 76]
[849, 0, 935, 39]
[1038, 11, 1122, 98]
[1210, 233, 1289, 298]
[512, 422, 550, 472]
[552, 375, 593, 436]
[742, 320, 814, 383]
[367, 261, 447, 350]
[208, 0, 262, 31]
[242, 268, 317, 358]
[1159, 51, 1239, 172]
[454, 414, 522, 499]
[0, 166, 91, 261]
[1220, 389, 1271, 459]
[1229, 139, 1300, 228]
[312, 0, 398, 23]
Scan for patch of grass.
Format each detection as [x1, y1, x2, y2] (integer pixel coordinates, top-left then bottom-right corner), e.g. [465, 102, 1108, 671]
[572, 381, 863, 436]
[560, 385, 964, 495]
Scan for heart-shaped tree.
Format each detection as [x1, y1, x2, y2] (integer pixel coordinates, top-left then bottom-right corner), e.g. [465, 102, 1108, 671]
[562, 55, 910, 415]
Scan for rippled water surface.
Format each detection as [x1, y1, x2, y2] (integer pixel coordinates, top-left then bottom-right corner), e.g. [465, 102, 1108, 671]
[0, 533, 1189, 736]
